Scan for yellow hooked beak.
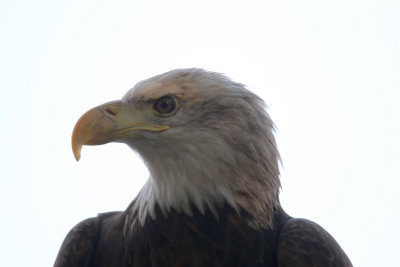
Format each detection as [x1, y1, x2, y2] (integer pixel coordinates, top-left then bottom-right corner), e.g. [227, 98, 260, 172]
[71, 101, 170, 161]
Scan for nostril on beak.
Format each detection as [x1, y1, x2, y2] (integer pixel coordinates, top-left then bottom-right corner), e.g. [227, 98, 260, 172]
[105, 108, 117, 116]
[102, 101, 121, 117]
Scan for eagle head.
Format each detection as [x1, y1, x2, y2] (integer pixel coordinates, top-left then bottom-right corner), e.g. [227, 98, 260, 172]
[72, 68, 281, 228]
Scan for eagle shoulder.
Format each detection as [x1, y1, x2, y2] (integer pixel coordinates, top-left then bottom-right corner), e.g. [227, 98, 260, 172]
[54, 212, 121, 267]
[53, 216, 100, 267]
[277, 218, 352, 266]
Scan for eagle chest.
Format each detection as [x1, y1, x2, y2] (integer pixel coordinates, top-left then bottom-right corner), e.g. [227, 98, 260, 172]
[106, 209, 283, 267]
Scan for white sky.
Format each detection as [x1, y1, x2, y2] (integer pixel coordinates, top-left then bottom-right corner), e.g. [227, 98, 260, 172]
[1, 0, 399, 266]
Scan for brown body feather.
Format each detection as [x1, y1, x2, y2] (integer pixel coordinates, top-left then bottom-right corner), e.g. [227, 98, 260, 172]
[54, 203, 351, 267]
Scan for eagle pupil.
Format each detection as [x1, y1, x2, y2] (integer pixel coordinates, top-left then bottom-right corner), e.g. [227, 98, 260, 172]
[161, 101, 168, 109]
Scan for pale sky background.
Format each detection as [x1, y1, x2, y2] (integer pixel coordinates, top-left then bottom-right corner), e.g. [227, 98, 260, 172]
[1, 0, 399, 266]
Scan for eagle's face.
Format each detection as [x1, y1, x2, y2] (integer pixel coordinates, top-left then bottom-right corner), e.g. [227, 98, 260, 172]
[72, 68, 281, 226]
[73, 69, 259, 162]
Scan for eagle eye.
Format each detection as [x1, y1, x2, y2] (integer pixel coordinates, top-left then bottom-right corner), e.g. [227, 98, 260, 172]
[153, 95, 177, 114]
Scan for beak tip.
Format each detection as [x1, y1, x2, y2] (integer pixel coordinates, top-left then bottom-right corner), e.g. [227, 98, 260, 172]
[72, 144, 82, 161]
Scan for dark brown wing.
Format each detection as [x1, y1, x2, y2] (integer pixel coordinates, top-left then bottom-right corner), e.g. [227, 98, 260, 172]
[53, 217, 101, 267]
[54, 211, 127, 267]
[277, 218, 352, 267]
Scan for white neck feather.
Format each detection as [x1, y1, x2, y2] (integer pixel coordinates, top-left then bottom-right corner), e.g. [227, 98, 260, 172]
[129, 120, 281, 229]
[132, 141, 240, 225]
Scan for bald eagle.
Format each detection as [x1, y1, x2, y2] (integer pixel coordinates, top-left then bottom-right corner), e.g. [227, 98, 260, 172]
[54, 69, 352, 267]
